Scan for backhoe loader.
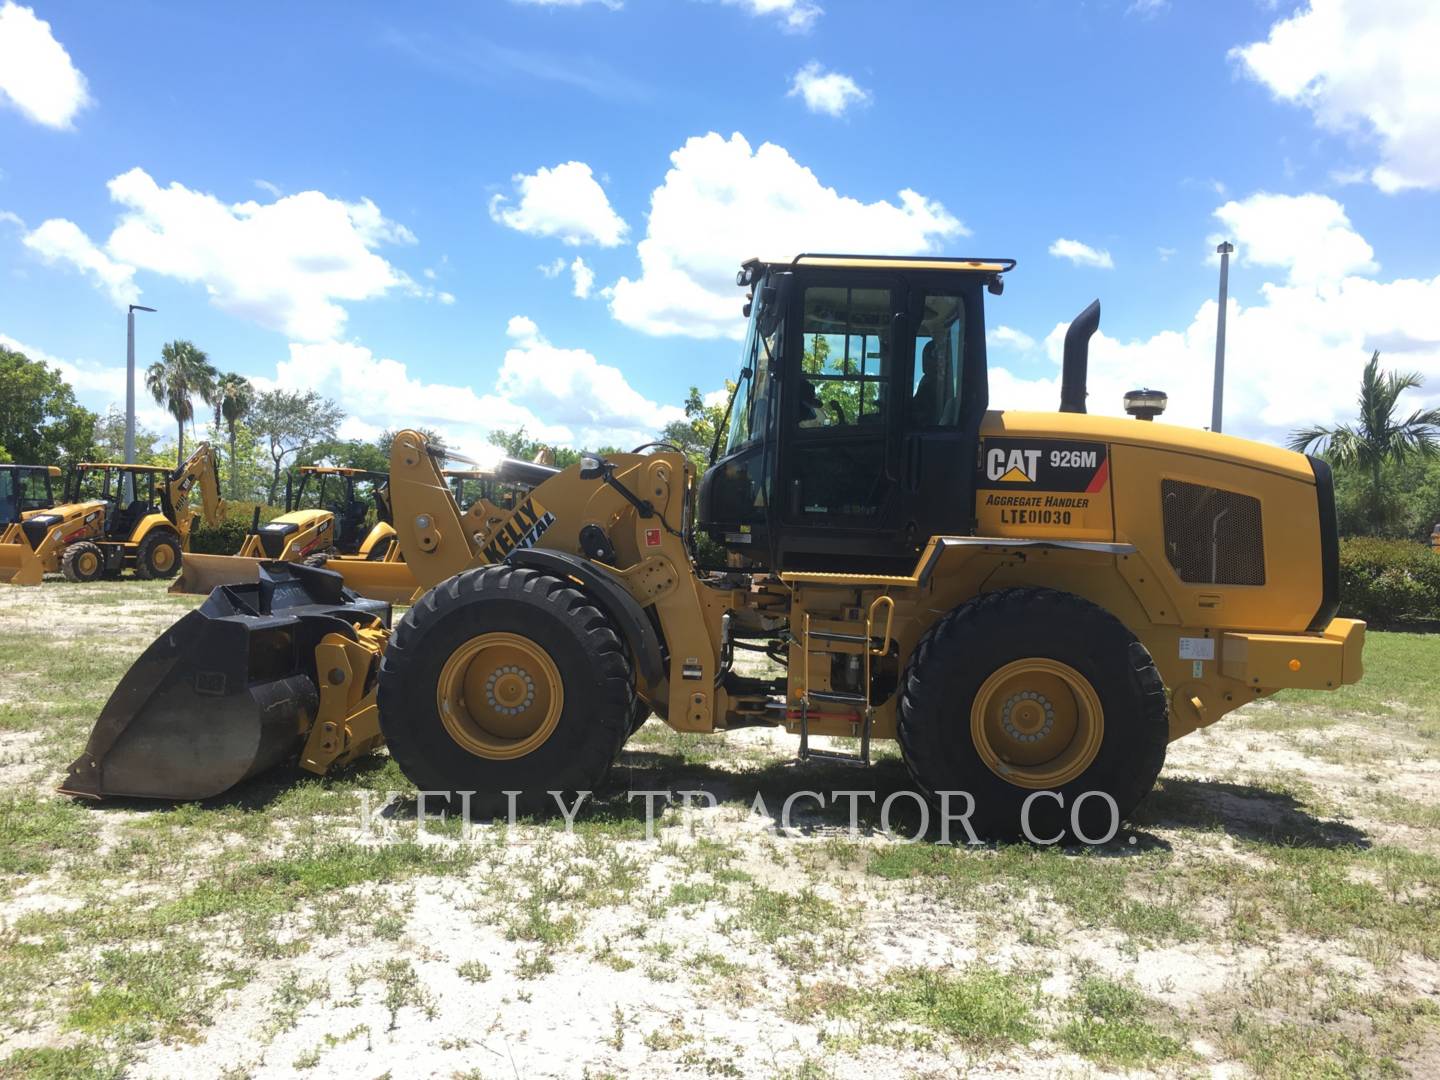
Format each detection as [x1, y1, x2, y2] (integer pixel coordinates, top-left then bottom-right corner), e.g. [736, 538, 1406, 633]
[66, 255, 1364, 839]
[0, 464, 60, 546]
[172, 460, 558, 603]
[0, 445, 224, 585]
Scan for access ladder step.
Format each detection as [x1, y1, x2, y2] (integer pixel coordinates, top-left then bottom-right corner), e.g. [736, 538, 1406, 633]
[797, 746, 871, 767]
[805, 689, 868, 706]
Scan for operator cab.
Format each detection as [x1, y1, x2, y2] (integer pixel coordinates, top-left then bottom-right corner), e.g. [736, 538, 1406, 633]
[0, 465, 58, 523]
[289, 467, 390, 553]
[67, 464, 171, 539]
[698, 254, 1012, 572]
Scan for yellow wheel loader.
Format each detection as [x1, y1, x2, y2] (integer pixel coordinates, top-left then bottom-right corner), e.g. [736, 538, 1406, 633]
[0, 445, 224, 585]
[66, 255, 1364, 839]
[0, 464, 60, 549]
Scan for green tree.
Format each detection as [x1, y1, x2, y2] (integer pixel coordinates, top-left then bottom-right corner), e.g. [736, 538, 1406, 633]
[660, 385, 731, 471]
[92, 407, 167, 465]
[0, 346, 98, 466]
[487, 427, 582, 469]
[146, 340, 218, 467]
[250, 389, 344, 504]
[1289, 351, 1440, 531]
[213, 372, 256, 498]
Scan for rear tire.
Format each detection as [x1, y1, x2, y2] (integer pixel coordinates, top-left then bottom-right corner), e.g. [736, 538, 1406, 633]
[135, 529, 182, 580]
[378, 565, 633, 817]
[303, 551, 333, 568]
[897, 588, 1168, 842]
[61, 541, 104, 583]
[626, 697, 651, 738]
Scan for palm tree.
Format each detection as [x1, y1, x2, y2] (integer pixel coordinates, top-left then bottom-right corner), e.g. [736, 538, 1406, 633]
[1289, 350, 1440, 522]
[213, 372, 255, 498]
[146, 340, 218, 467]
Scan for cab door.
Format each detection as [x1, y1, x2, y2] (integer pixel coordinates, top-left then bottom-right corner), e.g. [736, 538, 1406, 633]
[897, 278, 986, 544]
[776, 275, 907, 567]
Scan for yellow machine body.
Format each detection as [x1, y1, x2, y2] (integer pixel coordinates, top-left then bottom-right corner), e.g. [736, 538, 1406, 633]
[0, 447, 223, 585]
[70, 254, 1364, 833]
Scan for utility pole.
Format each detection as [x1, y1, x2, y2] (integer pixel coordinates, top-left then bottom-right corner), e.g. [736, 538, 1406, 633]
[1211, 242, 1233, 433]
[125, 304, 156, 500]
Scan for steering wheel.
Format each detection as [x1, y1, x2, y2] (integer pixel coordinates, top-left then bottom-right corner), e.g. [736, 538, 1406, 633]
[826, 400, 847, 426]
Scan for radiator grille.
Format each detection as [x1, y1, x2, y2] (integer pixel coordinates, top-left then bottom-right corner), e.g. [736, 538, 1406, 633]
[1161, 480, 1265, 585]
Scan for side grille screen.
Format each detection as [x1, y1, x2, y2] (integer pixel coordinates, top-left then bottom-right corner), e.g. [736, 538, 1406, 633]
[1161, 480, 1265, 585]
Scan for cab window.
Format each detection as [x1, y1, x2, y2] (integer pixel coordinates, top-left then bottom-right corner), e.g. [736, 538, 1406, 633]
[910, 293, 965, 427]
[797, 286, 890, 430]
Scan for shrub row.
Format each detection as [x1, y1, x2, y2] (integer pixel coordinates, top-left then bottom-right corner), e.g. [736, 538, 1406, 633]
[187, 501, 281, 556]
[1338, 536, 1440, 627]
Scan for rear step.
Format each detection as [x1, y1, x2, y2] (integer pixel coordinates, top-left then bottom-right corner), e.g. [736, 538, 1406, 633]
[797, 597, 894, 767]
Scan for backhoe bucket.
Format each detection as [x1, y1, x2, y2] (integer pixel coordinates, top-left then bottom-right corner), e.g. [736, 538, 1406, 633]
[63, 563, 390, 801]
[0, 542, 43, 585]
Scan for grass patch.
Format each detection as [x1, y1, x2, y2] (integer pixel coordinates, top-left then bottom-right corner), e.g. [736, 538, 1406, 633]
[0, 796, 95, 878]
[812, 966, 1038, 1051]
[1058, 975, 1185, 1066]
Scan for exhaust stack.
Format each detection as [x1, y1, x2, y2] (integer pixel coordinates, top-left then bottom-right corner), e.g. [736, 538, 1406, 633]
[1059, 299, 1101, 414]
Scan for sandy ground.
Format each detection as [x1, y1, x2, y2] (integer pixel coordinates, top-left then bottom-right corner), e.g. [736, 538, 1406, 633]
[2, 579, 1438, 1078]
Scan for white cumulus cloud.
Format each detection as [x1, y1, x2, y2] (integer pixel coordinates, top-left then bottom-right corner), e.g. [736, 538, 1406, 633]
[1049, 238, 1115, 269]
[609, 131, 965, 340]
[1211, 191, 1376, 286]
[0, 2, 90, 129]
[15, 169, 418, 340]
[570, 256, 595, 299]
[718, 0, 821, 32]
[993, 191, 1440, 443]
[489, 161, 628, 247]
[987, 325, 1037, 351]
[22, 218, 138, 306]
[788, 62, 870, 117]
[1231, 0, 1440, 193]
[260, 318, 684, 455]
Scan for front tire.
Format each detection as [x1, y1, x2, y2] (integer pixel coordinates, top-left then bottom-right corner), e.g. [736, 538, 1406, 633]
[377, 565, 633, 817]
[61, 542, 104, 583]
[898, 588, 1169, 842]
[135, 529, 182, 579]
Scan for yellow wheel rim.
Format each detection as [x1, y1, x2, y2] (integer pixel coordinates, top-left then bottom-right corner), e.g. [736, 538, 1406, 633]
[970, 658, 1104, 789]
[151, 543, 175, 571]
[436, 632, 563, 760]
[78, 551, 98, 576]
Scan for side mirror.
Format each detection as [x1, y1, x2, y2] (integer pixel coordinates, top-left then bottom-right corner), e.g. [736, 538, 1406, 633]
[758, 273, 791, 337]
[579, 453, 607, 481]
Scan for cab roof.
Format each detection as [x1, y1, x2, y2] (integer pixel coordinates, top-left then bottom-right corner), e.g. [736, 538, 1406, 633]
[299, 466, 384, 477]
[0, 464, 60, 477]
[75, 462, 171, 473]
[742, 254, 1016, 275]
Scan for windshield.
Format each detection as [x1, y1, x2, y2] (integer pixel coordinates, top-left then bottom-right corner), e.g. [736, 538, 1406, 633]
[722, 276, 782, 457]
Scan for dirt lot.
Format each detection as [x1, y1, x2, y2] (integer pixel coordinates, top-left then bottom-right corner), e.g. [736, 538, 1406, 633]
[2, 579, 1438, 1078]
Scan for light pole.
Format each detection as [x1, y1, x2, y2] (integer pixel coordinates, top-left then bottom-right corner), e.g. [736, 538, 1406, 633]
[126, 304, 156, 500]
[1211, 242, 1233, 433]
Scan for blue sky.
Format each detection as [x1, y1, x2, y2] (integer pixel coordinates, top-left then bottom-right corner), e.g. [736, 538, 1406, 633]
[2, 0, 1438, 452]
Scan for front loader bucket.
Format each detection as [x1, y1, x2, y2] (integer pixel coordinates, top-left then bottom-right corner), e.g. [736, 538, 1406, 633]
[0, 542, 43, 585]
[63, 563, 390, 801]
[169, 552, 267, 596]
[172, 552, 420, 605]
